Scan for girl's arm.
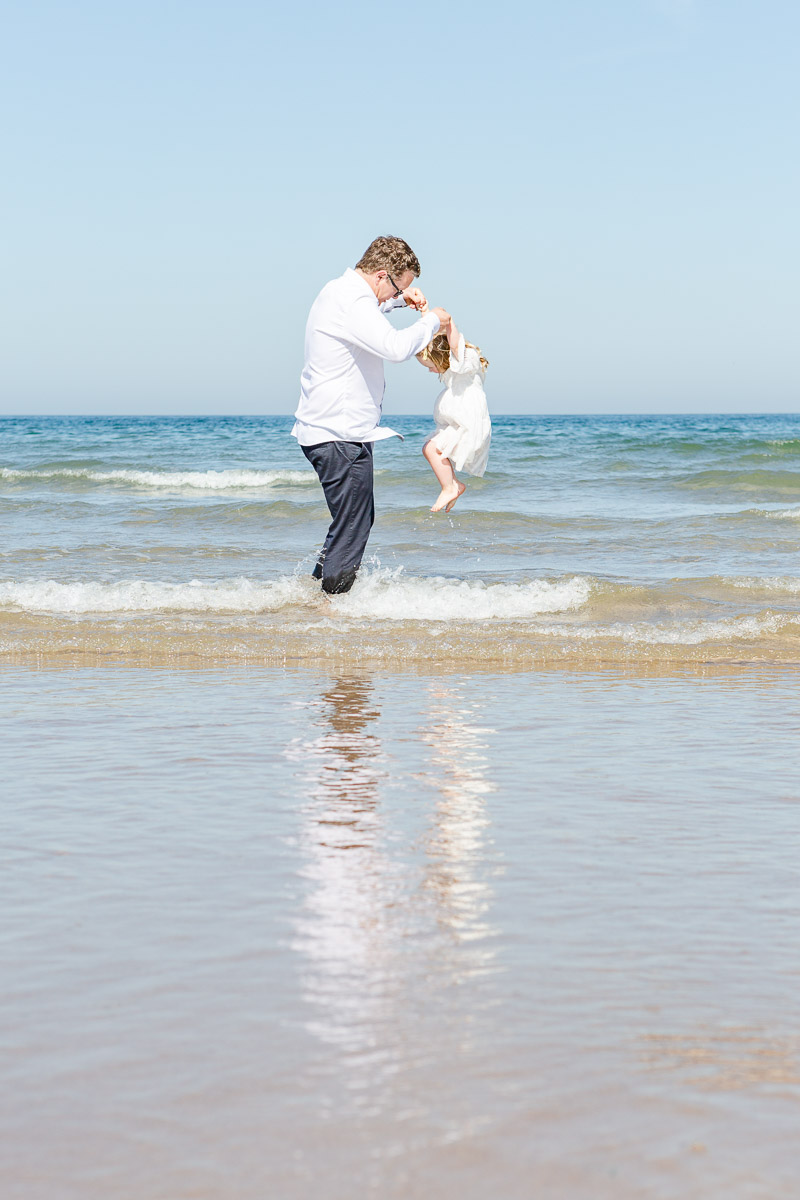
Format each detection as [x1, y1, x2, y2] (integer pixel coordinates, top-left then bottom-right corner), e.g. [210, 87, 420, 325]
[446, 322, 482, 376]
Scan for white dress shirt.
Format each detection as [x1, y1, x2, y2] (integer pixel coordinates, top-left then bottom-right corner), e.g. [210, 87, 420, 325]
[292, 268, 441, 445]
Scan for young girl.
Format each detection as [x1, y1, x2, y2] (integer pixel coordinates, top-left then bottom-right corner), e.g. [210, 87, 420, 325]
[418, 320, 490, 512]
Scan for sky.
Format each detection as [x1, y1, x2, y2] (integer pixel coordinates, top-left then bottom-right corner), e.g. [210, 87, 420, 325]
[2, 0, 798, 415]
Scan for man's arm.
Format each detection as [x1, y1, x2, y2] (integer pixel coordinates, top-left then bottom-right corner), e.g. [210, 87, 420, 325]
[342, 295, 442, 363]
[379, 287, 428, 314]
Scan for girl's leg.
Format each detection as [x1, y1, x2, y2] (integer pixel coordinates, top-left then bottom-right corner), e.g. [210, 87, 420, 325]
[423, 439, 466, 512]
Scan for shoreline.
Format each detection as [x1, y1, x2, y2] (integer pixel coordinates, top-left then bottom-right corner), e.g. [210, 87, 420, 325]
[3, 642, 800, 674]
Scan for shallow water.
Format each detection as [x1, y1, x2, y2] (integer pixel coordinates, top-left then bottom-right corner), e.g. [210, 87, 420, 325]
[3, 415, 800, 1195]
[3, 413, 800, 665]
[2, 664, 800, 1199]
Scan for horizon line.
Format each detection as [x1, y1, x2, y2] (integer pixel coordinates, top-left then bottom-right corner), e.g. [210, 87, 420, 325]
[1, 411, 798, 420]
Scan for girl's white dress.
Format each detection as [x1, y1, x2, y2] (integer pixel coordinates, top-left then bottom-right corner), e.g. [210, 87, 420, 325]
[429, 335, 491, 477]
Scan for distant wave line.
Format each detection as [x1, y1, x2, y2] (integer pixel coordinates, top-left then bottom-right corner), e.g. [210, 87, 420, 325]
[0, 466, 318, 490]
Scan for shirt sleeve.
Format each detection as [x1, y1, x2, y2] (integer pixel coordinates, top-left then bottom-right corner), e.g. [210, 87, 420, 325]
[340, 295, 440, 363]
[447, 333, 482, 376]
[379, 297, 407, 313]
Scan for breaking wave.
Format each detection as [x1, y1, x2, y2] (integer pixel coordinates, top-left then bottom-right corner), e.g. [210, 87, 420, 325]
[0, 569, 592, 618]
[761, 507, 800, 522]
[328, 569, 593, 620]
[0, 466, 317, 491]
[725, 576, 800, 594]
[1, 568, 799, 665]
[534, 611, 796, 645]
[0, 576, 307, 614]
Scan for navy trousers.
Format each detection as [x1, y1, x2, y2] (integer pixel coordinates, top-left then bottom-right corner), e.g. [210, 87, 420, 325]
[301, 440, 375, 594]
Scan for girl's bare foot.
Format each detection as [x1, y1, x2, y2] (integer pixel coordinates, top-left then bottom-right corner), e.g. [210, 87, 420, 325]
[431, 480, 465, 512]
[445, 480, 466, 512]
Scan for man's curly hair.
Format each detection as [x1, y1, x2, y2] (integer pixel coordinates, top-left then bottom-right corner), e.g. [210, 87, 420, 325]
[355, 235, 421, 279]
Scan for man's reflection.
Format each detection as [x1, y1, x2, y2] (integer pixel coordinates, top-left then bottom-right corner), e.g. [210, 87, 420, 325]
[311, 676, 382, 832]
[286, 675, 393, 1060]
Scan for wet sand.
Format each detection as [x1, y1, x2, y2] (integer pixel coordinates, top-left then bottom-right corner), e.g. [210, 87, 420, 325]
[2, 664, 799, 1198]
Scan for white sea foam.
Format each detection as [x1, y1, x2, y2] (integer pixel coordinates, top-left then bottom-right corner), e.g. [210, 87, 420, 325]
[0, 576, 308, 614]
[0, 467, 317, 490]
[0, 570, 593, 619]
[535, 611, 792, 645]
[726, 576, 800, 593]
[763, 507, 800, 522]
[331, 568, 593, 620]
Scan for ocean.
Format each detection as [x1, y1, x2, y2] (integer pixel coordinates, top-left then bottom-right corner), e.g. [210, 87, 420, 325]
[2, 412, 800, 664]
[2, 413, 800, 1198]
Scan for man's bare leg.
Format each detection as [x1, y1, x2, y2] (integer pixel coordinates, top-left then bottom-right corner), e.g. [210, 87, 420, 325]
[423, 440, 466, 512]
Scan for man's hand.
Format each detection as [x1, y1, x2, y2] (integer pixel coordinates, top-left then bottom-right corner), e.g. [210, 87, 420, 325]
[430, 307, 451, 329]
[403, 286, 428, 312]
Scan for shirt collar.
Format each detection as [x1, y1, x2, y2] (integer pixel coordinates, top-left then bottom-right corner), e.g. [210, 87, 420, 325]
[346, 267, 378, 303]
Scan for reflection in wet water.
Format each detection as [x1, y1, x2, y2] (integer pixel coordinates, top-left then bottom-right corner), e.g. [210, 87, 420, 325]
[285, 677, 503, 1128]
[286, 678, 391, 1058]
[420, 683, 498, 954]
[6, 665, 800, 1199]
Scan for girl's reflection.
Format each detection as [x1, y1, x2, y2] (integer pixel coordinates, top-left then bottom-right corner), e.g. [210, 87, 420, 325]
[420, 683, 497, 956]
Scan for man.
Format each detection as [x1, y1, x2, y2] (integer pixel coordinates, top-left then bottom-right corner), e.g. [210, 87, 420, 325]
[292, 235, 450, 595]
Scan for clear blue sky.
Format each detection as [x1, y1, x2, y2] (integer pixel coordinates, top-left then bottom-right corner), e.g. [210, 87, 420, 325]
[2, 0, 798, 414]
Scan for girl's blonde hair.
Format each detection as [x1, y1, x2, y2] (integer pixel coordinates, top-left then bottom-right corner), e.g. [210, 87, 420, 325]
[419, 332, 489, 375]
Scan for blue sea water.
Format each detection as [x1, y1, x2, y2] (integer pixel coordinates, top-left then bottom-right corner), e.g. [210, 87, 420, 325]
[2, 412, 800, 663]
